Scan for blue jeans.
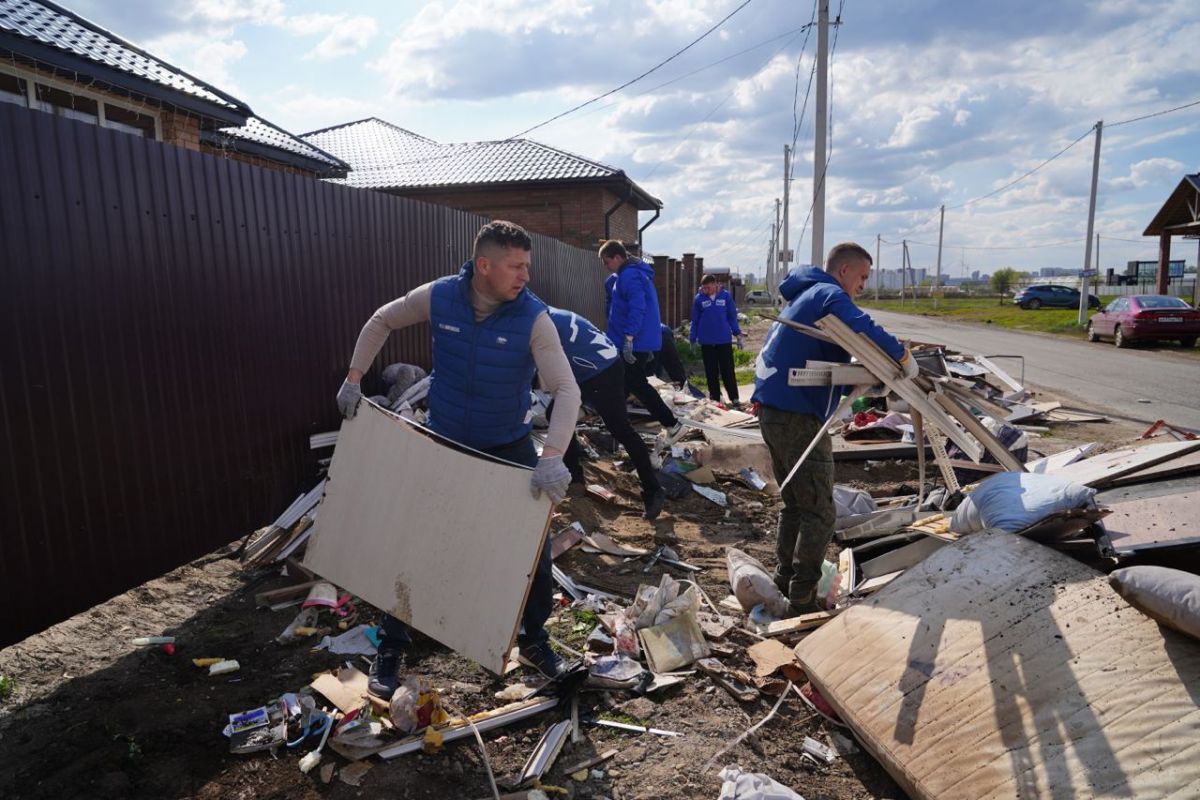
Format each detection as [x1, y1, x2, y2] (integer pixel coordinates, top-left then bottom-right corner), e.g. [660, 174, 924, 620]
[378, 434, 554, 652]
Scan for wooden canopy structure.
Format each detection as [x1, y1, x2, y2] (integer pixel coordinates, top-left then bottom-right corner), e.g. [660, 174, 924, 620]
[1143, 173, 1200, 294]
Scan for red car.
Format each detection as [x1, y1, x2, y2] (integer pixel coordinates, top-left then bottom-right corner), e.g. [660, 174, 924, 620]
[1086, 295, 1200, 348]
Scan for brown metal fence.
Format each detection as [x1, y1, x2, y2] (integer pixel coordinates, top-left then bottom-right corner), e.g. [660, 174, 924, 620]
[0, 104, 609, 647]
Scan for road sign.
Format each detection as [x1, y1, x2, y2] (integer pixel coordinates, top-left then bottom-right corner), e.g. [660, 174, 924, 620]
[777, 249, 794, 264]
[1079, 269, 1097, 278]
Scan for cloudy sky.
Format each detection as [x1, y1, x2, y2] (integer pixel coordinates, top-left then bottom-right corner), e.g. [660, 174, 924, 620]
[71, 0, 1200, 277]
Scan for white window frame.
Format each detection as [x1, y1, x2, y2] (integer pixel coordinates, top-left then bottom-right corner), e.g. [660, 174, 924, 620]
[0, 62, 162, 140]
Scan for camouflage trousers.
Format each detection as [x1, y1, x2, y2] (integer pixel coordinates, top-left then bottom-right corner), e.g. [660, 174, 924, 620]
[758, 406, 835, 612]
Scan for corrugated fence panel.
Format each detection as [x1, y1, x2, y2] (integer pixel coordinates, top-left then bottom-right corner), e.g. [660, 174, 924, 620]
[0, 105, 609, 646]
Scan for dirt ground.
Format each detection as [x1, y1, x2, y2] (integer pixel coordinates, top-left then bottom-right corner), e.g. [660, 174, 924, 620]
[0, 318, 1141, 800]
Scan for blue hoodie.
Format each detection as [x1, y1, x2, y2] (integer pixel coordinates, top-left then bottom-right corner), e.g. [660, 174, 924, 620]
[606, 257, 662, 352]
[751, 266, 906, 417]
[690, 288, 741, 345]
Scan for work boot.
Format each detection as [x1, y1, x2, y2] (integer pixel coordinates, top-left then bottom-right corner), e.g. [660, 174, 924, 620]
[665, 421, 685, 444]
[642, 487, 667, 521]
[367, 647, 404, 699]
[518, 641, 564, 678]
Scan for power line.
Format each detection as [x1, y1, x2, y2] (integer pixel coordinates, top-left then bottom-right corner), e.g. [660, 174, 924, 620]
[946, 125, 1095, 210]
[903, 237, 1085, 250]
[1108, 96, 1200, 128]
[706, 215, 775, 260]
[511, 0, 757, 139]
[643, 26, 807, 178]
[795, 0, 846, 250]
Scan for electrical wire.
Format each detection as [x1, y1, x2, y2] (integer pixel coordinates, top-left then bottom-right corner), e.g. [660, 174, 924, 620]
[706, 216, 775, 260]
[1107, 96, 1200, 128]
[945, 125, 1096, 211]
[794, 0, 846, 250]
[643, 25, 807, 179]
[510, 0, 757, 139]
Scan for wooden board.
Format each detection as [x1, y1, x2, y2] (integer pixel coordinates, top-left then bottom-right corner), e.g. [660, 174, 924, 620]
[796, 531, 1200, 800]
[1104, 448, 1200, 487]
[1049, 440, 1200, 488]
[1104, 491, 1200, 552]
[303, 401, 552, 674]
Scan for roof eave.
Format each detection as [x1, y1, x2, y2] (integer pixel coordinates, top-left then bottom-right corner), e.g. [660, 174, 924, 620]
[200, 130, 349, 178]
[1143, 173, 1200, 236]
[371, 174, 662, 210]
[0, 35, 250, 127]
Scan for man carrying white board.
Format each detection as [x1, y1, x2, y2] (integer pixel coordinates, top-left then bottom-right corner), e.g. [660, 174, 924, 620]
[336, 220, 582, 697]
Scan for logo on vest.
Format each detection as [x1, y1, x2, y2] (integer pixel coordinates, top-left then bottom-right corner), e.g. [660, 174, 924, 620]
[438, 323, 461, 333]
[496, 336, 508, 344]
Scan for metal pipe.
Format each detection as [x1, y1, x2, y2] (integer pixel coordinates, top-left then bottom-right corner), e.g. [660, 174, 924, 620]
[637, 207, 660, 251]
[604, 185, 632, 241]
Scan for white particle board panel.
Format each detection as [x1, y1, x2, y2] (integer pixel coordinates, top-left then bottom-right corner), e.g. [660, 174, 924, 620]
[303, 400, 552, 674]
[796, 530, 1200, 800]
[1050, 440, 1200, 488]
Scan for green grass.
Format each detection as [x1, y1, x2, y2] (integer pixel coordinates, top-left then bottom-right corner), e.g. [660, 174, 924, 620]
[0, 675, 13, 701]
[676, 341, 759, 390]
[857, 296, 1101, 336]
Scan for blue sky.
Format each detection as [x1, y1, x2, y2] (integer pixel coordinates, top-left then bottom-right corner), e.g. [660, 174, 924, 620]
[71, 0, 1200, 277]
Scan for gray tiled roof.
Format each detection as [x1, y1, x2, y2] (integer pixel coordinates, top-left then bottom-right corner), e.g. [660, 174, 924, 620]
[0, 0, 246, 112]
[303, 117, 626, 191]
[215, 117, 349, 172]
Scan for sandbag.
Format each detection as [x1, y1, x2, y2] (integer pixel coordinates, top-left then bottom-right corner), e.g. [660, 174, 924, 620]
[949, 471, 1094, 534]
[1109, 566, 1200, 641]
[726, 547, 790, 618]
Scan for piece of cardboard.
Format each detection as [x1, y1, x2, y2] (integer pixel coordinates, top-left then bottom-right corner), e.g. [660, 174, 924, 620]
[796, 531, 1200, 800]
[746, 638, 802, 678]
[304, 401, 552, 674]
[310, 666, 370, 713]
[637, 611, 711, 673]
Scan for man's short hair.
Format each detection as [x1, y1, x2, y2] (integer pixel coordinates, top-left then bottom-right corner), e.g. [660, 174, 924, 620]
[700, 274, 717, 285]
[598, 239, 628, 260]
[474, 220, 532, 258]
[825, 242, 873, 273]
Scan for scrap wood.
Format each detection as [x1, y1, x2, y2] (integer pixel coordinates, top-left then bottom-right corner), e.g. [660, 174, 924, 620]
[1025, 443, 1100, 473]
[255, 579, 325, 607]
[747, 638, 805, 679]
[763, 611, 835, 638]
[696, 658, 760, 702]
[581, 531, 648, 557]
[550, 523, 586, 560]
[378, 697, 559, 759]
[338, 760, 373, 787]
[1050, 440, 1200, 488]
[559, 748, 618, 776]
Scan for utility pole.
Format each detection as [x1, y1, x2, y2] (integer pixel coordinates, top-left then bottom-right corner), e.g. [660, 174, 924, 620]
[874, 233, 881, 302]
[773, 198, 782, 295]
[1095, 233, 1100, 281]
[934, 204, 945, 310]
[901, 239, 908, 306]
[811, 0, 830, 266]
[781, 145, 792, 281]
[1079, 120, 1103, 325]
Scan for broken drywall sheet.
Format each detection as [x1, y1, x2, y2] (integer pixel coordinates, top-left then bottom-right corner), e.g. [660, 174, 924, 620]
[304, 400, 552, 674]
[796, 530, 1200, 800]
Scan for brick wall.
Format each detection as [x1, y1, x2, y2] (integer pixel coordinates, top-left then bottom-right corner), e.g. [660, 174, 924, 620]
[199, 143, 317, 177]
[159, 110, 201, 151]
[397, 184, 641, 251]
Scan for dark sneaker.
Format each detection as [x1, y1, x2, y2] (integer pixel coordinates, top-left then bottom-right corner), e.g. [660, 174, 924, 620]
[643, 487, 666, 521]
[367, 647, 404, 699]
[518, 641, 564, 678]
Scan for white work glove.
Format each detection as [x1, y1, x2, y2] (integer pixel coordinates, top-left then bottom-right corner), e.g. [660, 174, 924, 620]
[622, 337, 637, 365]
[336, 379, 362, 419]
[531, 455, 572, 504]
[736, 335, 745, 350]
[899, 349, 919, 379]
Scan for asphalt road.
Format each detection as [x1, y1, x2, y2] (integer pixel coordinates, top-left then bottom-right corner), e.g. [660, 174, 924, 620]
[867, 309, 1200, 430]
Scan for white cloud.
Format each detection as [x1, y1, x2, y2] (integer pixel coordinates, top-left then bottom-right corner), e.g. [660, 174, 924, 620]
[143, 32, 249, 94]
[281, 13, 379, 60]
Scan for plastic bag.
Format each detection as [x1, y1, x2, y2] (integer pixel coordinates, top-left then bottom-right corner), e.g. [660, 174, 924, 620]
[388, 677, 448, 734]
[727, 547, 791, 618]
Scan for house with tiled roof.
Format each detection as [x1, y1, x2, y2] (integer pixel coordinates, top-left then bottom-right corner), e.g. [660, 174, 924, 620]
[304, 117, 661, 250]
[0, 0, 347, 178]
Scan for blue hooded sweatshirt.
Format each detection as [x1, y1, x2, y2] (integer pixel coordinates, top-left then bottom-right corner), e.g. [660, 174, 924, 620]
[606, 257, 662, 352]
[547, 307, 619, 384]
[751, 266, 906, 417]
[690, 288, 742, 345]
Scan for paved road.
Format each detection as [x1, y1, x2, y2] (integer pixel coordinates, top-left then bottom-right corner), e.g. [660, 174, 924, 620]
[868, 309, 1200, 430]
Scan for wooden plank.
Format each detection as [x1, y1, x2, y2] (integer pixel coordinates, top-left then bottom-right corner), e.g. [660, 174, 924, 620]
[763, 611, 835, 637]
[857, 535, 947, 579]
[1103, 492, 1199, 552]
[1050, 440, 1200, 488]
[303, 401, 552, 674]
[931, 390, 1026, 471]
[1025, 443, 1100, 473]
[797, 531, 1200, 800]
[1104, 447, 1200, 486]
[815, 315, 981, 460]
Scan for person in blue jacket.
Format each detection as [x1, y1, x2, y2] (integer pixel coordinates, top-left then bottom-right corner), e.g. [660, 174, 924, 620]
[546, 307, 667, 520]
[599, 240, 681, 438]
[751, 242, 916, 614]
[690, 274, 744, 405]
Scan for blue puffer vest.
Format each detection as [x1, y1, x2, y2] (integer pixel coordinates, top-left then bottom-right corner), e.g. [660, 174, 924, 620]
[547, 307, 618, 384]
[427, 261, 546, 449]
